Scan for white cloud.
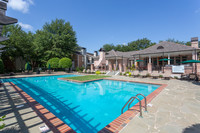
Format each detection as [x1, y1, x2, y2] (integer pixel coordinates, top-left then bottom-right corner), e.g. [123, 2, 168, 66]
[195, 8, 200, 14]
[18, 22, 33, 31]
[8, 0, 34, 13]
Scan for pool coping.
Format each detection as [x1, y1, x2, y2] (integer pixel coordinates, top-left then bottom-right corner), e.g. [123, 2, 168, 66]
[8, 78, 167, 133]
[9, 82, 76, 133]
[58, 77, 106, 83]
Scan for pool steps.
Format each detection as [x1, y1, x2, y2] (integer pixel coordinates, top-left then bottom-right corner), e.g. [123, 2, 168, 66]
[121, 93, 147, 117]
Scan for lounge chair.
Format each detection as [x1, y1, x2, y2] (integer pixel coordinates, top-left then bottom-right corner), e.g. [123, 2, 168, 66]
[133, 71, 139, 77]
[163, 73, 171, 80]
[189, 74, 197, 80]
[140, 71, 148, 78]
[181, 74, 189, 80]
[151, 73, 159, 79]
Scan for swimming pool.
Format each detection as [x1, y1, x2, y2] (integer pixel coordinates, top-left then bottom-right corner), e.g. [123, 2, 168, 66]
[3, 75, 160, 133]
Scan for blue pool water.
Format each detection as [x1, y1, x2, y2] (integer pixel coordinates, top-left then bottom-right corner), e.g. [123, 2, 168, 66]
[3, 75, 160, 133]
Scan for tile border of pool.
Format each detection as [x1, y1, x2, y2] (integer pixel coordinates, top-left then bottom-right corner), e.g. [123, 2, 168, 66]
[7, 78, 167, 133]
[58, 77, 106, 83]
[9, 82, 76, 133]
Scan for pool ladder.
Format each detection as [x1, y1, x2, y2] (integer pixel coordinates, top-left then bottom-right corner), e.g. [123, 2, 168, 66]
[121, 94, 147, 117]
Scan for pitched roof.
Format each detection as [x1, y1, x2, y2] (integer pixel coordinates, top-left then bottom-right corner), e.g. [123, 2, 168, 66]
[133, 41, 198, 56]
[105, 50, 139, 58]
[0, 14, 18, 25]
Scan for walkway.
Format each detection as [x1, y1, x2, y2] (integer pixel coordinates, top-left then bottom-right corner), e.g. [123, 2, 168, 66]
[0, 82, 53, 133]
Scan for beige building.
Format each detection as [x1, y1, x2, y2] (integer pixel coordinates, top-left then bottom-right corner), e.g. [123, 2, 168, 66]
[91, 37, 200, 76]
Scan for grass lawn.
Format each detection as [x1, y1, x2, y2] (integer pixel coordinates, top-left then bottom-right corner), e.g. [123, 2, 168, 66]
[63, 75, 110, 81]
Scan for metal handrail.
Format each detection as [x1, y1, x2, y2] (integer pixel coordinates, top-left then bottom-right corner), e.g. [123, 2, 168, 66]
[128, 93, 147, 112]
[121, 96, 142, 117]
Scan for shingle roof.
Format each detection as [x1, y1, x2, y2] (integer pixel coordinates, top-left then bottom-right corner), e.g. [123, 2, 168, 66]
[0, 14, 18, 25]
[94, 42, 199, 60]
[133, 41, 198, 56]
[105, 50, 139, 58]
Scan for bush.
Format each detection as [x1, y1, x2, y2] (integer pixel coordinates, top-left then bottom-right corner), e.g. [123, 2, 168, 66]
[80, 66, 84, 71]
[159, 75, 163, 78]
[59, 57, 72, 69]
[76, 67, 80, 72]
[146, 73, 151, 77]
[130, 64, 135, 71]
[47, 58, 60, 69]
[0, 59, 4, 74]
[174, 76, 178, 79]
[120, 72, 122, 75]
[128, 72, 132, 76]
[95, 70, 101, 75]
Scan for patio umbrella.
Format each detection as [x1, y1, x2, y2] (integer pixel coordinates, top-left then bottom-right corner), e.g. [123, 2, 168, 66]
[136, 60, 144, 62]
[136, 60, 143, 71]
[181, 60, 200, 64]
[158, 58, 173, 73]
[181, 60, 200, 81]
[159, 58, 173, 61]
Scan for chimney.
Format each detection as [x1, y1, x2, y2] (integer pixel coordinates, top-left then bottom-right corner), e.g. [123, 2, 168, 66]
[99, 48, 105, 60]
[81, 47, 86, 55]
[191, 37, 199, 48]
[94, 51, 98, 57]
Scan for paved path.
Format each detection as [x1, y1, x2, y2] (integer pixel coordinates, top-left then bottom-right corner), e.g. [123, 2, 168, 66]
[0, 83, 53, 133]
[107, 76, 200, 133]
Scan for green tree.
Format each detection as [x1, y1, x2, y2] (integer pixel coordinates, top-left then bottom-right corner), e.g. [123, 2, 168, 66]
[102, 38, 155, 52]
[39, 19, 78, 59]
[0, 59, 4, 74]
[0, 25, 35, 71]
[103, 44, 115, 52]
[59, 57, 72, 69]
[47, 58, 60, 69]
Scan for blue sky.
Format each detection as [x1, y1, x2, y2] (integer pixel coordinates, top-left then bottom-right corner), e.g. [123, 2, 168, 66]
[7, 0, 200, 53]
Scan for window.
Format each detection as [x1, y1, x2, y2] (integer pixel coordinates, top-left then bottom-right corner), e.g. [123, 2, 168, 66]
[182, 56, 187, 62]
[157, 46, 164, 50]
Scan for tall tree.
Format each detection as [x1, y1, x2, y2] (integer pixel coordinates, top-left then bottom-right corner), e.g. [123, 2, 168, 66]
[103, 44, 115, 52]
[41, 19, 78, 59]
[102, 38, 155, 52]
[0, 25, 34, 71]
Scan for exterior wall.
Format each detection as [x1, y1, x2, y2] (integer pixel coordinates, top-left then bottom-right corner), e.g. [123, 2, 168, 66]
[72, 54, 84, 69]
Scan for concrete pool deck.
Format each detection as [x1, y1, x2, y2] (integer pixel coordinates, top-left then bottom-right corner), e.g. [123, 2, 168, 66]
[0, 73, 200, 133]
[107, 76, 200, 133]
[0, 82, 53, 133]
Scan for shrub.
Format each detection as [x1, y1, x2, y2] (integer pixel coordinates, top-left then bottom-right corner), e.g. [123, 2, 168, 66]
[146, 73, 151, 77]
[174, 76, 178, 79]
[130, 64, 135, 71]
[0, 115, 6, 129]
[80, 66, 84, 71]
[120, 72, 122, 75]
[59, 57, 72, 69]
[76, 67, 80, 72]
[96, 70, 101, 75]
[128, 72, 132, 76]
[159, 75, 163, 78]
[0, 59, 4, 74]
[47, 58, 60, 69]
